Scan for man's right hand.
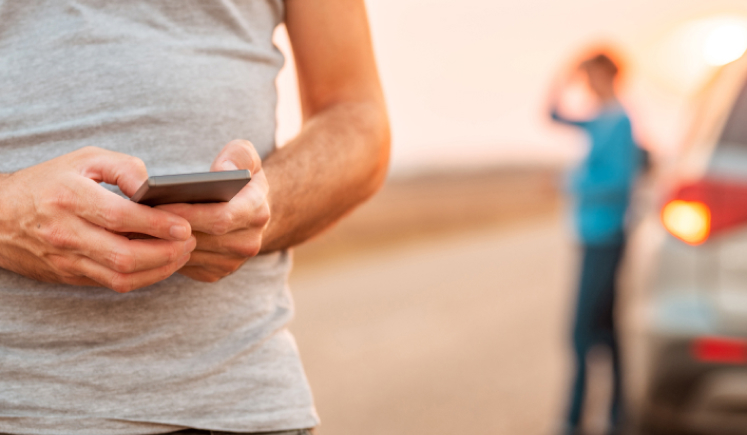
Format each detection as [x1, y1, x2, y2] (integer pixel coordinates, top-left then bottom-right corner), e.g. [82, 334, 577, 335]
[0, 146, 196, 293]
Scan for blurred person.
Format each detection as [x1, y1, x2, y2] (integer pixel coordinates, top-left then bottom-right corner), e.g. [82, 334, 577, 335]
[548, 51, 644, 435]
[0, 1, 389, 435]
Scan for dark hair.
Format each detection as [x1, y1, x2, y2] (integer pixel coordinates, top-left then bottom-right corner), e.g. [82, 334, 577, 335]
[581, 54, 619, 77]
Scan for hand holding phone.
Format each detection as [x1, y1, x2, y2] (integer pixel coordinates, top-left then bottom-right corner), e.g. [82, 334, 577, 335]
[0, 147, 195, 292]
[155, 140, 271, 284]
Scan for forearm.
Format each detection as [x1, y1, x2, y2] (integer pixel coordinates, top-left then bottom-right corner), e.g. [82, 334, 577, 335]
[260, 100, 390, 253]
[547, 73, 589, 127]
[550, 106, 588, 127]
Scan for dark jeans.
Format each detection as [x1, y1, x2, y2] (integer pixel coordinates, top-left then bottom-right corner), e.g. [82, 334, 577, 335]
[566, 243, 624, 434]
[164, 430, 313, 435]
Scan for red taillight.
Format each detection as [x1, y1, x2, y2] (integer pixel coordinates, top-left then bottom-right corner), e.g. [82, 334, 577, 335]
[692, 336, 747, 364]
[662, 178, 747, 244]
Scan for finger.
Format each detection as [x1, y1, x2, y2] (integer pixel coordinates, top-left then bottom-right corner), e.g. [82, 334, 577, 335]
[185, 250, 246, 273]
[73, 146, 150, 197]
[158, 173, 269, 236]
[191, 230, 261, 257]
[210, 140, 262, 173]
[84, 229, 196, 273]
[231, 166, 270, 207]
[63, 252, 192, 293]
[157, 201, 235, 235]
[72, 178, 192, 241]
[192, 231, 231, 254]
[43, 218, 196, 273]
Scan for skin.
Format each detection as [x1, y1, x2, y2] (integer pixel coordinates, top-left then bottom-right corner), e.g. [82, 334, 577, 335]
[164, 0, 390, 282]
[547, 62, 618, 120]
[0, 147, 196, 292]
[0, 0, 390, 290]
[584, 65, 616, 103]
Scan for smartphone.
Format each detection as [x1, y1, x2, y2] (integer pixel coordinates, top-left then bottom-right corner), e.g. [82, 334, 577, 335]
[130, 170, 251, 206]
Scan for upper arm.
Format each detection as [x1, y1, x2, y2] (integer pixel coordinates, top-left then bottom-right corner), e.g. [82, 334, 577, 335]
[284, 0, 385, 118]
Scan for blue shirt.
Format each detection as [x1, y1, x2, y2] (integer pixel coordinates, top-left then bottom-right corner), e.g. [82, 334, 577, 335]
[552, 103, 642, 245]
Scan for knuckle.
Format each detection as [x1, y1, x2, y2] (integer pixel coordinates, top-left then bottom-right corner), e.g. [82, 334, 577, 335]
[66, 257, 88, 278]
[100, 205, 124, 230]
[204, 274, 221, 283]
[165, 242, 181, 262]
[226, 208, 240, 227]
[146, 213, 166, 234]
[109, 248, 136, 273]
[45, 188, 78, 211]
[211, 216, 232, 236]
[229, 139, 252, 148]
[234, 240, 261, 258]
[42, 225, 77, 249]
[254, 204, 271, 227]
[48, 254, 74, 274]
[227, 259, 244, 273]
[127, 157, 147, 174]
[77, 146, 101, 157]
[215, 259, 241, 275]
[189, 268, 221, 283]
[224, 139, 259, 167]
[46, 254, 66, 268]
[235, 206, 252, 228]
[108, 274, 135, 293]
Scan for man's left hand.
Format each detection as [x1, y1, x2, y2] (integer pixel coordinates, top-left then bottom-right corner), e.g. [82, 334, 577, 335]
[159, 140, 271, 282]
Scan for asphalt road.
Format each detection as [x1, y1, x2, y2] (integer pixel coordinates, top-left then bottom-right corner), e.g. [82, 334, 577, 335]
[288, 217, 609, 435]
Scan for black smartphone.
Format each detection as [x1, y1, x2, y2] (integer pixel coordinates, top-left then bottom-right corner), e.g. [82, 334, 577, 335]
[130, 170, 251, 206]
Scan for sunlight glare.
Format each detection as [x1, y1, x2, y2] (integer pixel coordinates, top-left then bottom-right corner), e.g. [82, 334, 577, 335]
[704, 23, 747, 66]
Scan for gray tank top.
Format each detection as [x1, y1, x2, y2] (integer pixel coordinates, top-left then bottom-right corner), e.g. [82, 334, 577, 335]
[0, 1, 318, 434]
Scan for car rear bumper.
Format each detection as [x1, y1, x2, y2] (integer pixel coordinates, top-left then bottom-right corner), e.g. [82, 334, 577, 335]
[687, 371, 747, 434]
[642, 333, 747, 434]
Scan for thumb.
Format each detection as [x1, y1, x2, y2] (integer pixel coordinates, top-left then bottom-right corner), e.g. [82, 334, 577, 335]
[210, 140, 261, 173]
[217, 160, 239, 171]
[77, 147, 148, 197]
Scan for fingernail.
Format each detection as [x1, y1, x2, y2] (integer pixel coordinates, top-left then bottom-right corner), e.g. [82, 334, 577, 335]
[221, 160, 239, 171]
[170, 225, 189, 240]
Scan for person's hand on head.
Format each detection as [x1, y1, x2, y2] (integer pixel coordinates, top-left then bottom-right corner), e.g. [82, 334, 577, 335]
[0, 146, 196, 293]
[157, 140, 271, 283]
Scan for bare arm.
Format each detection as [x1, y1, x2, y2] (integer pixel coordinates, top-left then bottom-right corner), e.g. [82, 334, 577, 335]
[161, 0, 389, 282]
[548, 67, 591, 128]
[260, 0, 389, 251]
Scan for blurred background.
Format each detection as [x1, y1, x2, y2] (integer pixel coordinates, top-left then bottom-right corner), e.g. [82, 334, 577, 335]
[273, 1, 747, 434]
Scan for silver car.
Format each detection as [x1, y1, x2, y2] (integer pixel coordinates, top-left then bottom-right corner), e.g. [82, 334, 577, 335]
[626, 53, 747, 435]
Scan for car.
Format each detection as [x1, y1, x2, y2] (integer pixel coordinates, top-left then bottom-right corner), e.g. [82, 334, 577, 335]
[623, 52, 747, 435]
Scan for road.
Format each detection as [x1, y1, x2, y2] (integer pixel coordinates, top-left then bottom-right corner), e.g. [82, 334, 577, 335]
[288, 216, 612, 435]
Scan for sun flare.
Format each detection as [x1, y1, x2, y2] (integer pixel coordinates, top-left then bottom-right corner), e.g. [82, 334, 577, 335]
[704, 23, 747, 66]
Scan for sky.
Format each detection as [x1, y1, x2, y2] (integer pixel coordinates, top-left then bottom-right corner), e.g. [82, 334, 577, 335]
[275, 0, 747, 174]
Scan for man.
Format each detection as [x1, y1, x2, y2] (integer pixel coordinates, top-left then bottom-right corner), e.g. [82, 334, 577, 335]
[549, 52, 643, 435]
[0, 1, 389, 434]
